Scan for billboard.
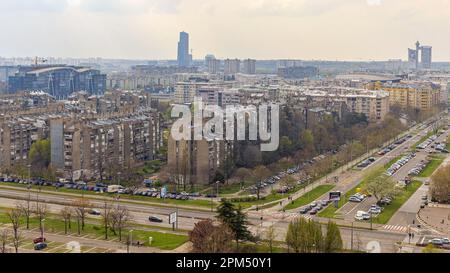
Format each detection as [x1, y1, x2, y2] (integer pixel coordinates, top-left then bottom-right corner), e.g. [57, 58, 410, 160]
[169, 211, 177, 225]
[329, 191, 342, 201]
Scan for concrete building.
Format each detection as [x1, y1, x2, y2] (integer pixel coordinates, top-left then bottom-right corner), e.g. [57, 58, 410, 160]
[205, 56, 221, 74]
[242, 59, 256, 75]
[174, 81, 234, 104]
[168, 132, 233, 187]
[50, 110, 161, 180]
[280, 86, 390, 122]
[278, 66, 318, 79]
[379, 82, 441, 111]
[224, 59, 241, 75]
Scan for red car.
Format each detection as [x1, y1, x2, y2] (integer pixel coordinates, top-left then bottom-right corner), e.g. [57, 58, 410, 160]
[33, 237, 46, 244]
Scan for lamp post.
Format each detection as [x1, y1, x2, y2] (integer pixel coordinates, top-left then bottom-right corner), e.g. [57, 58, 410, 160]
[41, 219, 46, 239]
[127, 230, 133, 253]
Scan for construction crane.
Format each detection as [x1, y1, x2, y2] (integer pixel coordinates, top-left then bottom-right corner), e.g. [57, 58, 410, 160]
[33, 56, 48, 66]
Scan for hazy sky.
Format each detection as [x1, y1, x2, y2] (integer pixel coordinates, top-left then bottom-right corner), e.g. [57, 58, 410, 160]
[1, 0, 450, 61]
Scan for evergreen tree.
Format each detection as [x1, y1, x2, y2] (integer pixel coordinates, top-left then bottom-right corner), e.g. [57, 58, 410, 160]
[216, 199, 236, 227]
[230, 205, 253, 248]
[324, 221, 343, 253]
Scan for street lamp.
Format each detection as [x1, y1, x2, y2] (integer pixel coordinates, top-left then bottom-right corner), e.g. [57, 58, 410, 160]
[127, 230, 134, 253]
[41, 219, 46, 239]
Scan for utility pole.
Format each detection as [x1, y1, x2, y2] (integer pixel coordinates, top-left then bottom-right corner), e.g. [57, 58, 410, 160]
[351, 222, 354, 251]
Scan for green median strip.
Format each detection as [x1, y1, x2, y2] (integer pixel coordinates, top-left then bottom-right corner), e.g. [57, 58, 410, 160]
[418, 156, 445, 177]
[0, 183, 216, 210]
[0, 213, 188, 250]
[371, 181, 422, 224]
[283, 184, 335, 211]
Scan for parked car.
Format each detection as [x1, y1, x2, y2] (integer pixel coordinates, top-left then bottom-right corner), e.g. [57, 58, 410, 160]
[428, 238, 444, 246]
[355, 211, 371, 221]
[34, 242, 48, 251]
[149, 216, 163, 223]
[349, 196, 362, 203]
[33, 237, 46, 244]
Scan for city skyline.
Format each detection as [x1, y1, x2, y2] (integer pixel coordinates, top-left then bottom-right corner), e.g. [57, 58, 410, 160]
[1, 0, 450, 61]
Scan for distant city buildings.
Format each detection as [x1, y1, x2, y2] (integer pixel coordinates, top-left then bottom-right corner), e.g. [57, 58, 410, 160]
[408, 41, 432, 70]
[177, 31, 192, 67]
[224, 59, 241, 75]
[242, 59, 256, 75]
[205, 55, 221, 74]
[278, 66, 319, 79]
[7, 65, 106, 99]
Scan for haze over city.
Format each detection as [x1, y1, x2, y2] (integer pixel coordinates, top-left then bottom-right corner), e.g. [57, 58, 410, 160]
[2, 0, 450, 60]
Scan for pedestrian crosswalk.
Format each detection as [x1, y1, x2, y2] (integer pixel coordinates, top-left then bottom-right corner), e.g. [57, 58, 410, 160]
[383, 225, 408, 233]
[271, 212, 314, 221]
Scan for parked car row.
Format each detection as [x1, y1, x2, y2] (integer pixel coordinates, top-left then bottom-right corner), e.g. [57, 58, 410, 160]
[299, 200, 332, 215]
[408, 160, 429, 176]
[247, 165, 302, 194]
[0, 177, 197, 201]
[417, 135, 437, 150]
[434, 142, 449, 153]
[427, 238, 450, 247]
[386, 153, 416, 176]
[357, 157, 376, 168]
[377, 136, 410, 156]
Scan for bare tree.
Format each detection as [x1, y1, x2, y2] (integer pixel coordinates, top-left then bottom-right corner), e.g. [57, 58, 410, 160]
[101, 200, 112, 240]
[110, 205, 131, 241]
[60, 206, 73, 235]
[18, 198, 33, 230]
[72, 198, 92, 233]
[7, 208, 23, 253]
[34, 202, 48, 238]
[0, 229, 9, 253]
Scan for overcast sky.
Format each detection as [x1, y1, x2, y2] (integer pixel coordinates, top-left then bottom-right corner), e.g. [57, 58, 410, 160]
[1, 0, 450, 61]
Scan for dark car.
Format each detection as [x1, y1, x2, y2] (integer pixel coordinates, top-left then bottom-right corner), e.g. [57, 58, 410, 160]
[33, 237, 46, 244]
[149, 216, 163, 223]
[299, 208, 308, 214]
[34, 242, 48, 251]
[309, 209, 318, 215]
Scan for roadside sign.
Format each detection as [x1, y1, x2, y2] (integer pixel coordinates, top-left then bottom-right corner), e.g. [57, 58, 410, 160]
[169, 211, 177, 225]
[329, 191, 342, 201]
[160, 186, 167, 198]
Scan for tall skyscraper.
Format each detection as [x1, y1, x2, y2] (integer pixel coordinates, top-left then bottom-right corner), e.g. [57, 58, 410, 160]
[177, 31, 192, 67]
[407, 41, 432, 71]
[421, 46, 432, 69]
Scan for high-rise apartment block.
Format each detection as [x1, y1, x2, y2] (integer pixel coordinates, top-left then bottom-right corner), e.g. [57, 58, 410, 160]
[224, 59, 241, 75]
[242, 59, 256, 75]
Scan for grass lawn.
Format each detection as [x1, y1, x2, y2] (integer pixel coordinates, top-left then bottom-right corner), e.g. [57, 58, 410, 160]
[371, 181, 422, 224]
[0, 213, 188, 250]
[384, 155, 404, 169]
[283, 184, 335, 211]
[0, 182, 216, 209]
[418, 157, 445, 177]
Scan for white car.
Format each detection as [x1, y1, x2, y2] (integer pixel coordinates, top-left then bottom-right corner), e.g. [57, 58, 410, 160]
[349, 196, 362, 203]
[355, 211, 371, 221]
[429, 238, 444, 246]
